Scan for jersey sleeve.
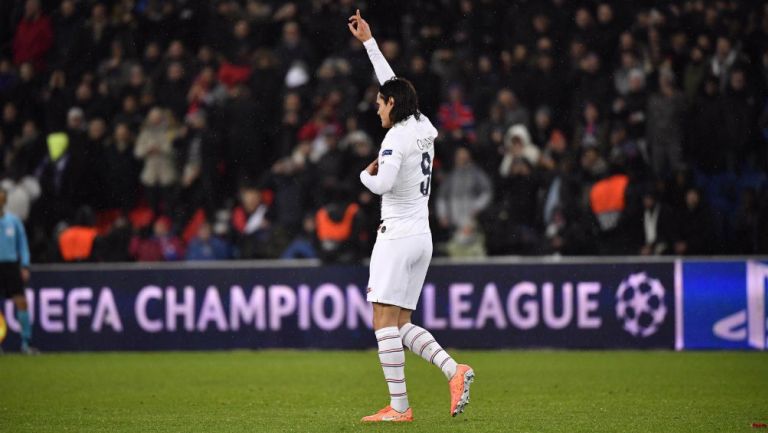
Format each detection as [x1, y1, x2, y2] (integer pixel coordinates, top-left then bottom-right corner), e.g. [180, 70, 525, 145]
[363, 38, 396, 85]
[359, 132, 405, 195]
[360, 162, 398, 195]
[15, 217, 30, 267]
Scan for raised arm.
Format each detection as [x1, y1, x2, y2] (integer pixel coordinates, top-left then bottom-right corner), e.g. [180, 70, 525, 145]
[348, 9, 395, 85]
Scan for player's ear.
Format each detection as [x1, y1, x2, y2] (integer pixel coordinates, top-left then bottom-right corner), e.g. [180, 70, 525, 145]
[386, 96, 395, 107]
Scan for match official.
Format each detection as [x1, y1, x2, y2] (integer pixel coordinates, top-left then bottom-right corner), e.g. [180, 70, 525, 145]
[0, 188, 36, 354]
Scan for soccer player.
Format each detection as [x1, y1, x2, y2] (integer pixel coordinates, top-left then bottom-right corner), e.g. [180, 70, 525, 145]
[0, 188, 36, 354]
[348, 10, 474, 423]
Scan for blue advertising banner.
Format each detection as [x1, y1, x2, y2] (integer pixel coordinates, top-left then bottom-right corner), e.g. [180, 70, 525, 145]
[1, 261, 676, 351]
[682, 260, 767, 350]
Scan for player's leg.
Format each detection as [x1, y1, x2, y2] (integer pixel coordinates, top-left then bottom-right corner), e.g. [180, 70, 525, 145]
[398, 309, 457, 380]
[398, 237, 458, 379]
[1, 264, 34, 354]
[362, 239, 412, 422]
[361, 303, 412, 422]
[14, 293, 33, 353]
[399, 235, 474, 417]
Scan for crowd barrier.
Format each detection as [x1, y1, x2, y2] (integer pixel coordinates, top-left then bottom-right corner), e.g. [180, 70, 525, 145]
[1, 257, 765, 351]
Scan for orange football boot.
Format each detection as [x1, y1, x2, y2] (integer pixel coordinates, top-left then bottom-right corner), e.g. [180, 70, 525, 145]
[449, 364, 474, 417]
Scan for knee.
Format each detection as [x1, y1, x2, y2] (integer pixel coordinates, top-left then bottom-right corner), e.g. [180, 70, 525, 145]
[14, 295, 28, 311]
[372, 304, 399, 330]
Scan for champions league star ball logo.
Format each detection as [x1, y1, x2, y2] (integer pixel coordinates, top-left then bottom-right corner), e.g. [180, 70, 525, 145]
[615, 272, 667, 338]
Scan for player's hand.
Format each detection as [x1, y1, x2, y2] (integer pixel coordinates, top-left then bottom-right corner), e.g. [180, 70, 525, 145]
[365, 158, 379, 175]
[20, 268, 30, 284]
[348, 9, 372, 42]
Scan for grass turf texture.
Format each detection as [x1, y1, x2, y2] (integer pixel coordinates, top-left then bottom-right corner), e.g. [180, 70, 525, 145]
[1, 351, 766, 432]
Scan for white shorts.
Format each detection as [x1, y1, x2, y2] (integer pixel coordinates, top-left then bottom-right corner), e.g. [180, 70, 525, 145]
[366, 233, 433, 310]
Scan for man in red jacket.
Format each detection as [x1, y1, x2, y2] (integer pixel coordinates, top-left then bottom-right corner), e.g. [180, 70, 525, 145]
[12, 0, 53, 72]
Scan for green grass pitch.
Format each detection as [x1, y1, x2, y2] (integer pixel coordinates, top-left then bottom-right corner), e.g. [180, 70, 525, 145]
[1, 350, 766, 432]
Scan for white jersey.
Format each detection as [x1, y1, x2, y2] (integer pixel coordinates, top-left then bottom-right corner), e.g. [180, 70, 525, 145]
[359, 38, 438, 240]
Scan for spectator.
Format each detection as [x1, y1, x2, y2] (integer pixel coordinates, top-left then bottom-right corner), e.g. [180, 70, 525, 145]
[260, 156, 312, 236]
[186, 221, 232, 261]
[571, 52, 611, 112]
[573, 101, 609, 152]
[405, 54, 441, 119]
[710, 35, 745, 93]
[220, 84, 264, 185]
[0, 175, 40, 223]
[32, 131, 79, 232]
[103, 123, 140, 212]
[475, 103, 508, 170]
[608, 123, 645, 174]
[579, 146, 609, 184]
[113, 94, 143, 132]
[722, 68, 759, 170]
[438, 84, 476, 140]
[613, 68, 647, 142]
[471, 55, 501, 122]
[177, 111, 219, 222]
[683, 46, 709, 101]
[496, 88, 530, 131]
[647, 72, 686, 177]
[731, 188, 761, 254]
[3, 119, 43, 178]
[156, 62, 189, 121]
[528, 51, 565, 122]
[69, 3, 113, 78]
[12, 0, 53, 73]
[129, 216, 184, 262]
[589, 168, 630, 254]
[276, 21, 315, 75]
[500, 124, 540, 175]
[632, 189, 677, 256]
[446, 220, 486, 258]
[57, 206, 98, 262]
[613, 51, 642, 97]
[281, 215, 319, 259]
[436, 147, 492, 232]
[689, 76, 725, 173]
[675, 188, 717, 255]
[314, 192, 363, 264]
[134, 107, 178, 215]
[50, 0, 81, 70]
[231, 186, 272, 259]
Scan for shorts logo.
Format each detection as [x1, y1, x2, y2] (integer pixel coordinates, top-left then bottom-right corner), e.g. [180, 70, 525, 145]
[380, 226, 386, 233]
[367, 287, 373, 293]
[381, 149, 393, 156]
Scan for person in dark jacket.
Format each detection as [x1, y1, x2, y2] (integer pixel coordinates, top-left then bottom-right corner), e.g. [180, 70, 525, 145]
[632, 189, 677, 256]
[674, 188, 718, 255]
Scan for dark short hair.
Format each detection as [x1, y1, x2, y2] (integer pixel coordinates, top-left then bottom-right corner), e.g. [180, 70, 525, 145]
[379, 77, 420, 125]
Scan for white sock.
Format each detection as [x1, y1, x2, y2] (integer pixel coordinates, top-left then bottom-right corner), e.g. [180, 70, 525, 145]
[400, 323, 458, 380]
[375, 326, 409, 413]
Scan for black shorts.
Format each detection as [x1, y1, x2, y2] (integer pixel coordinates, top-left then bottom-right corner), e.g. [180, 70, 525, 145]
[0, 262, 23, 298]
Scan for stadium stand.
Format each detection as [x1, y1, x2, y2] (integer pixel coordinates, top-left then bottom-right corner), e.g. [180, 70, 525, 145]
[1, 0, 767, 263]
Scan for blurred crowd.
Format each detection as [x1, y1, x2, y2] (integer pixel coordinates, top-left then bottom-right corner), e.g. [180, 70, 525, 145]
[1, 0, 768, 263]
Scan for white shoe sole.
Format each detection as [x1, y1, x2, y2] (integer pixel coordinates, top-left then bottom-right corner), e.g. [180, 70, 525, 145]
[452, 369, 474, 417]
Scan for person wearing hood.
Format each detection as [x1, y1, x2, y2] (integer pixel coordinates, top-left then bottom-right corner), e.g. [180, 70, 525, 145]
[500, 123, 540, 177]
